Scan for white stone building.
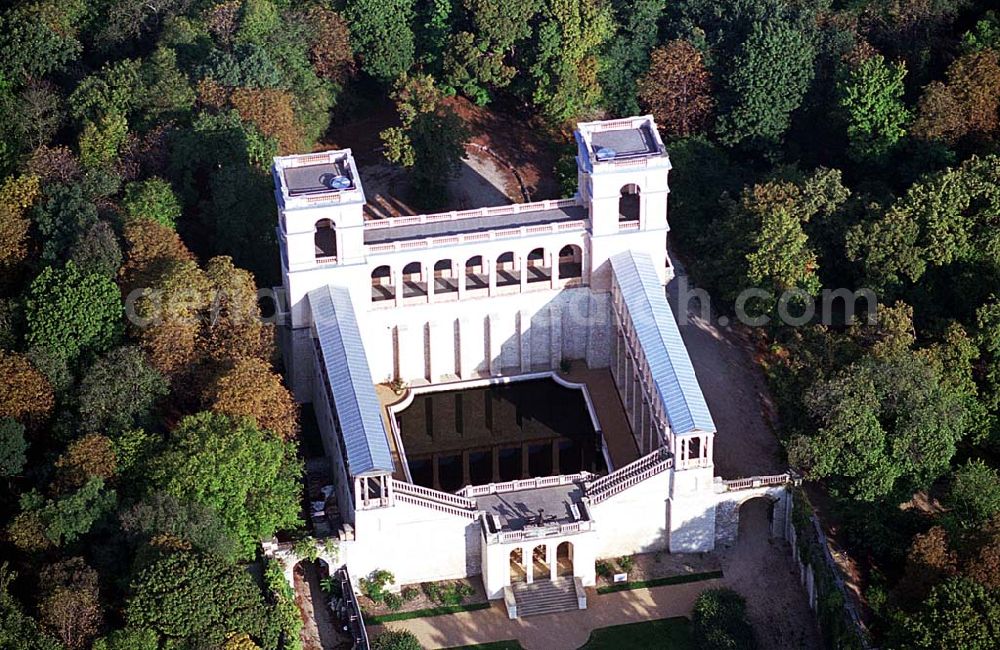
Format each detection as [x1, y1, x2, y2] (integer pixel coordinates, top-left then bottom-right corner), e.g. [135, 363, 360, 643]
[270, 116, 794, 616]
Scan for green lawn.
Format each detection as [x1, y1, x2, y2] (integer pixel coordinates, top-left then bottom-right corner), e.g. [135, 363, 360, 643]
[577, 617, 693, 649]
[365, 602, 492, 624]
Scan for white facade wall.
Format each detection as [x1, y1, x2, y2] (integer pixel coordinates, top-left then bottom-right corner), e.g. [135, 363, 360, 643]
[342, 503, 481, 587]
[589, 470, 672, 557]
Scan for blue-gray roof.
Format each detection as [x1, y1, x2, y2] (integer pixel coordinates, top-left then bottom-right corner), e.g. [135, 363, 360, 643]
[309, 285, 395, 476]
[610, 251, 716, 435]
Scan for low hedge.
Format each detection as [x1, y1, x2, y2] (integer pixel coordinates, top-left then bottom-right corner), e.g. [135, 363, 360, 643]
[596, 570, 723, 594]
[366, 602, 492, 623]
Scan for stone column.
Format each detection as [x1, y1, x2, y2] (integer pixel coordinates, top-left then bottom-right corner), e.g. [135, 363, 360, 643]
[525, 546, 533, 584]
[393, 267, 404, 307]
[519, 254, 528, 292]
[458, 263, 467, 300]
[424, 263, 434, 303]
[488, 258, 497, 296]
[549, 544, 558, 580]
[550, 251, 559, 289]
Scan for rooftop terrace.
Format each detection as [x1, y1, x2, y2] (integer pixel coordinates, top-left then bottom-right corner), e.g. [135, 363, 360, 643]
[476, 481, 588, 532]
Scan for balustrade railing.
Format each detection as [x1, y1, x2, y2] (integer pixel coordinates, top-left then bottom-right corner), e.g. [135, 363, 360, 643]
[486, 520, 595, 545]
[586, 448, 673, 504]
[364, 198, 580, 231]
[366, 219, 587, 254]
[721, 472, 798, 492]
[456, 472, 593, 498]
[391, 479, 477, 509]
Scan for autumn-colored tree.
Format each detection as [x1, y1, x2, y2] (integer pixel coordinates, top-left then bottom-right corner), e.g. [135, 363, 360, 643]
[912, 50, 1000, 144]
[27, 145, 82, 184]
[140, 319, 201, 380]
[305, 7, 354, 82]
[230, 88, 302, 154]
[38, 558, 103, 649]
[198, 256, 272, 366]
[894, 526, 959, 606]
[0, 173, 41, 279]
[53, 434, 117, 493]
[119, 219, 195, 295]
[966, 515, 1000, 589]
[205, 358, 298, 441]
[0, 350, 55, 427]
[638, 40, 713, 139]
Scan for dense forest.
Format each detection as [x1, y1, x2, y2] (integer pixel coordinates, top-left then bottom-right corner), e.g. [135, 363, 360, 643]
[1, 0, 999, 648]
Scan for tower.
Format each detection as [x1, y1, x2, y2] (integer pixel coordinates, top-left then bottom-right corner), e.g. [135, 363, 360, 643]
[574, 116, 673, 290]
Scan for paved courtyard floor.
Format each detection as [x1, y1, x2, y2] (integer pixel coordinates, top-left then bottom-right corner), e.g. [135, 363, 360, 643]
[373, 578, 722, 650]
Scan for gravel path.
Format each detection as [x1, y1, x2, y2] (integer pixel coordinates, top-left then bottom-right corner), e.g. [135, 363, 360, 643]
[720, 498, 823, 649]
[666, 256, 785, 479]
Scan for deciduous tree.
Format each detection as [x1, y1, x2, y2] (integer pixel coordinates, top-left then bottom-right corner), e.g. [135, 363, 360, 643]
[0, 350, 54, 427]
[0, 418, 27, 478]
[122, 178, 182, 229]
[78, 346, 167, 436]
[836, 53, 910, 163]
[344, 0, 415, 83]
[638, 40, 714, 138]
[26, 261, 122, 366]
[912, 50, 1000, 145]
[205, 358, 298, 441]
[54, 434, 117, 493]
[150, 412, 301, 558]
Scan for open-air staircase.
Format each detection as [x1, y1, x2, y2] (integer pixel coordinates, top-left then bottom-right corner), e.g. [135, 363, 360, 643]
[510, 578, 581, 617]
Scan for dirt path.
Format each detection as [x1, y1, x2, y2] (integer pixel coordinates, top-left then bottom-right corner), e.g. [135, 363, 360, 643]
[294, 563, 343, 650]
[666, 256, 785, 479]
[720, 499, 822, 649]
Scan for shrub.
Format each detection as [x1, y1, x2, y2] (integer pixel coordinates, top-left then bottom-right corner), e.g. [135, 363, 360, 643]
[618, 555, 635, 572]
[596, 560, 614, 579]
[383, 592, 403, 611]
[692, 588, 757, 650]
[360, 569, 395, 604]
[402, 586, 419, 602]
[372, 629, 421, 650]
[122, 178, 181, 229]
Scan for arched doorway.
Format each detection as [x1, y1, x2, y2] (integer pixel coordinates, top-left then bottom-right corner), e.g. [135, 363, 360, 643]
[371, 265, 393, 302]
[532, 545, 549, 581]
[510, 548, 526, 583]
[465, 256, 487, 291]
[496, 251, 518, 287]
[402, 261, 426, 298]
[314, 219, 337, 261]
[556, 541, 573, 577]
[526, 247, 548, 284]
[619, 184, 640, 222]
[434, 259, 457, 294]
[558, 245, 582, 279]
[737, 496, 776, 548]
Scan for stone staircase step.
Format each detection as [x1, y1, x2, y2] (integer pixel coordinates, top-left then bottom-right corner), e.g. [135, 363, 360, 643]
[511, 578, 579, 618]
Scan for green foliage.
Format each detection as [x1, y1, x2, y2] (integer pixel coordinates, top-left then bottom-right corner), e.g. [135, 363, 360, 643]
[120, 493, 240, 563]
[235, 0, 280, 46]
[423, 580, 474, 605]
[836, 54, 910, 164]
[716, 21, 815, 152]
[26, 261, 122, 366]
[126, 551, 278, 649]
[595, 559, 613, 578]
[895, 577, 1000, 649]
[122, 178, 182, 229]
[77, 346, 168, 436]
[791, 351, 973, 501]
[345, 0, 415, 82]
[0, 418, 27, 478]
[28, 478, 117, 546]
[0, 563, 62, 650]
[945, 459, 1000, 529]
[263, 559, 302, 650]
[691, 588, 756, 650]
[32, 182, 99, 262]
[372, 629, 421, 650]
[0, 2, 83, 85]
[80, 113, 129, 170]
[69, 59, 142, 124]
[150, 412, 302, 559]
[599, 0, 664, 116]
[617, 555, 635, 572]
[92, 627, 159, 650]
[70, 221, 123, 279]
[961, 11, 1000, 53]
[360, 569, 396, 604]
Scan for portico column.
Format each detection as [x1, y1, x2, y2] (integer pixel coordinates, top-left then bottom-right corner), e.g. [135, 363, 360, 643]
[424, 263, 434, 303]
[452, 260, 460, 297]
[394, 268, 404, 307]
[458, 262, 467, 300]
[488, 258, 497, 296]
[549, 544, 558, 580]
[526, 547, 533, 584]
[519, 255, 528, 292]
[550, 251, 559, 289]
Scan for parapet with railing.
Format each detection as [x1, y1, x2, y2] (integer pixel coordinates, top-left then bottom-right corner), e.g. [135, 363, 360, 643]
[364, 198, 580, 232]
[586, 447, 673, 504]
[390, 479, 480, 519]
[456, 472, 593, 498]
[718, 471, 800, 493]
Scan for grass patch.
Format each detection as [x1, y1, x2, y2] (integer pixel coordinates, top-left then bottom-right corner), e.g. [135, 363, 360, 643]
[578, 617, 693, 649]
[596, 570, 723, 594]
[445, 642, 525, 650]
[365, 602, 492, 623]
